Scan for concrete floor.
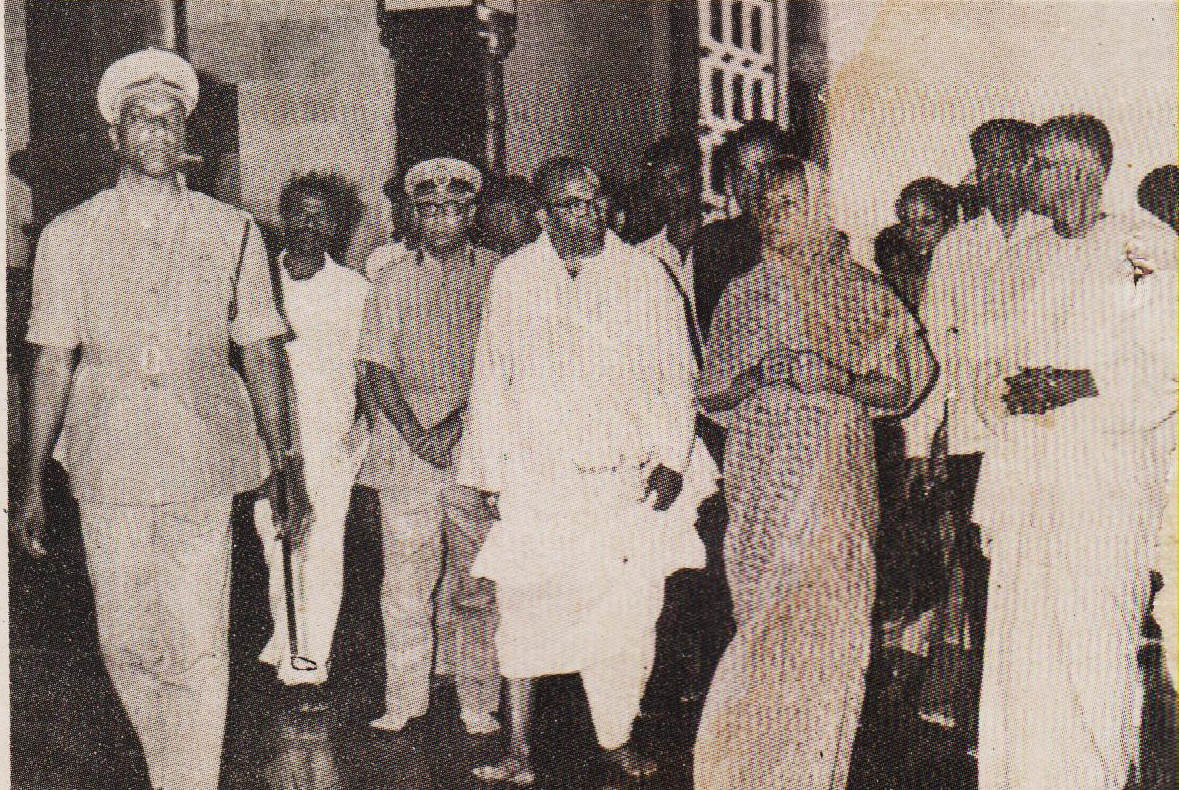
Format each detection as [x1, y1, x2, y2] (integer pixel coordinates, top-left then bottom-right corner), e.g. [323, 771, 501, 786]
[10, 476, 1176, 790]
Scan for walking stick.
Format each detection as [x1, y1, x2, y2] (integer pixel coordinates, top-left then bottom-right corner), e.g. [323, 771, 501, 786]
[281, 529, 319, 674]
[271, 473, 318, 675]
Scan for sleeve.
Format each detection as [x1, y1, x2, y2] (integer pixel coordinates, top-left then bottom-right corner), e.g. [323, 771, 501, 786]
[696, 280, 765, 413]
[902, 242, 956, 456]
[1058, 264, 1178, 435]
[354, 272, 401, 369]
[229, 218, 290, 348]
[454, 269, 513, 492]
[25, 220, 82, 350]
[865, 273, 931, 420]
[642, 268, 698, 474]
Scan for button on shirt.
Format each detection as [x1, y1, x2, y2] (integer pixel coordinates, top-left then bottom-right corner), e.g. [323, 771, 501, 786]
[25, 185, 289, 505]
[904, 210, 1053, 457]
[355, 245, 499, 511]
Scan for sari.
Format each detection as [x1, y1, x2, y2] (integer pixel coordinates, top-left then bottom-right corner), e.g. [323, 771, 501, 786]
[693, 162, 922, 790]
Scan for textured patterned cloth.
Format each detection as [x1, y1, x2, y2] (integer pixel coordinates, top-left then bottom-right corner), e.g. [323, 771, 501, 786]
[694, 170, 920, 789]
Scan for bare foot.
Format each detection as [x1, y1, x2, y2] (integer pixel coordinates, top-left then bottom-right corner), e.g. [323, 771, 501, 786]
[602, 745, 658, 779]
[473, 755, 536, 786]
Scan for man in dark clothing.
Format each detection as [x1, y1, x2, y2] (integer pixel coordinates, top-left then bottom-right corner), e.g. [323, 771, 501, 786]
[693, 120, 800, 339]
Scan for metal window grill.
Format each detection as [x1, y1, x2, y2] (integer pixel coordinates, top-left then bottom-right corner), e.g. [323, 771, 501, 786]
[698, 0, 787, 214]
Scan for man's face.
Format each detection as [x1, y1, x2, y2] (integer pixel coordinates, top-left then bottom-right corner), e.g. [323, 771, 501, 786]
[479, 199, 540, 256]
[727, 138, 785, 216]
[754, 173, 809, 253]
[111, 94, 186, 178]
[540, 174, 608, 260]
[281, 191, 338, 258]
[650, 158, 700, 218]
[975, 137, 1030, 211]
[1025, 135, 1103, 222]
[898, 196, 952, 256]
[413, 197, 476, 257]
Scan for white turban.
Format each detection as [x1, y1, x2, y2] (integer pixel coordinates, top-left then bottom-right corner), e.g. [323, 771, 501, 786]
[96, 48, 199, 125]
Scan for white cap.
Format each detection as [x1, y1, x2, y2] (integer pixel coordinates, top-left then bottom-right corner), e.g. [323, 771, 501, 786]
[404, 157, 483, 202]
[97, 48, 199, 125]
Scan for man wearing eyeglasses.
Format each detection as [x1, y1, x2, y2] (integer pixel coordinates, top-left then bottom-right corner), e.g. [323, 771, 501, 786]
[457, 157, 716, 784]
[971, 114, 1176, 790]
[356, 157, 502, 737]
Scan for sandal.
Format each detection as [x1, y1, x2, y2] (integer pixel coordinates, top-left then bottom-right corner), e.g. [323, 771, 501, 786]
[473, 756, 536, 786]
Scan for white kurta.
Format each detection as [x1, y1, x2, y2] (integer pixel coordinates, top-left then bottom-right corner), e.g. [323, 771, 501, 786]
[256, 254, 370, 683]
[904, 210, 1052, 457]
[972, 213, 1177, 790]
[456, 232, 714, 682]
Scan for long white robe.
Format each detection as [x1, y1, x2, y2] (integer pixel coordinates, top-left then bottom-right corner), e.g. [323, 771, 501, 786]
[972, 213, 1177, 790]
[456, 232, 714, 687]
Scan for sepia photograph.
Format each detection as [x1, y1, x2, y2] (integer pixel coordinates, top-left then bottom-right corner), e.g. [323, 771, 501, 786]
[5, 1, 1177, 788]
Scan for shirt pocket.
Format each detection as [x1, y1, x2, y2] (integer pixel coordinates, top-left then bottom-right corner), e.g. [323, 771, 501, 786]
[175, 255, 233, 335]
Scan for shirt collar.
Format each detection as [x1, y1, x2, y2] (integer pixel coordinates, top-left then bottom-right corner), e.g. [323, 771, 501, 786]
[279, 250, 339, 282]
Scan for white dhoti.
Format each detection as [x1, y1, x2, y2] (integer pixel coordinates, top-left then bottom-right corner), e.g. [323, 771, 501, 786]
[474, 458, 710, 748]
[256, 439, 361, 685]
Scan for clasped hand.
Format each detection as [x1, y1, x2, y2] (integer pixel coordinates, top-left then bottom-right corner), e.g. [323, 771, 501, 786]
[1002, 366, 1097, 416]
[761, 348, 850, 395]
[413, 408, 465, 470]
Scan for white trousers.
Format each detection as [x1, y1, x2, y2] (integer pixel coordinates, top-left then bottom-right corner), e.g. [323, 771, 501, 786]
[255, 453, 355, 685]
[80, 495, 234, 790]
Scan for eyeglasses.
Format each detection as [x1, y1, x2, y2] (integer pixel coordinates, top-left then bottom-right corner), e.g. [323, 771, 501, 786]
[545, 196, 603, 214]
[412, 200, 473, 219]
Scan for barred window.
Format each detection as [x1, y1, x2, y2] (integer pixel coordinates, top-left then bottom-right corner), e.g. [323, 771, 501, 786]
[698, 0, 787, 213]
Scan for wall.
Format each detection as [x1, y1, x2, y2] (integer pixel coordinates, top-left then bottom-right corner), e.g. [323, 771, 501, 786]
[824, 0, 1178, 264]
[504, 0, 674, 184]
[188, 1, 396, 260]
[7, 0, 31, 270]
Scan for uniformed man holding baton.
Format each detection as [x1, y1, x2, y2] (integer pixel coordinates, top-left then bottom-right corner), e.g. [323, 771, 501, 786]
[11, 48, 311, 790]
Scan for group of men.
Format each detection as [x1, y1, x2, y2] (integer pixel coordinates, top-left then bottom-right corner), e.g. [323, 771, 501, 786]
[11, 45, 1178, 790]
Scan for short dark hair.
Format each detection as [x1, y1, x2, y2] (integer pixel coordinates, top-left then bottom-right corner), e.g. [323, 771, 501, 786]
[643, 133, 702, 170]
[719, 121, 798, 172]
[1036, 113, 1114, 174]
[1138, 165, 1178, 225]
[532, 156, 601, 204]
[759, 155, 808, 194]
[969, 118, 1038, 159]
[480, 174, 538, 212]
[278, 171, 365, 254]
[897, 177, 959, 224]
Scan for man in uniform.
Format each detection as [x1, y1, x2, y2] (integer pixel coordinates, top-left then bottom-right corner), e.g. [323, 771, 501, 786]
[11, 48, 310, 790]
[254, 172, 370, 702]
[357, 157, 502, 736]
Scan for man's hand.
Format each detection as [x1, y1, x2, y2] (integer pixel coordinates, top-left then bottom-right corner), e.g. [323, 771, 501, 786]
[1003, 367, 1098, 415]
[416, 407, 465, 470]
[11, 490, 49, 559]
[644, 464, 683, 512]
[281, 456, 314, 547]
[443, 484, 501, 525]
[262, 457, 314, 548]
